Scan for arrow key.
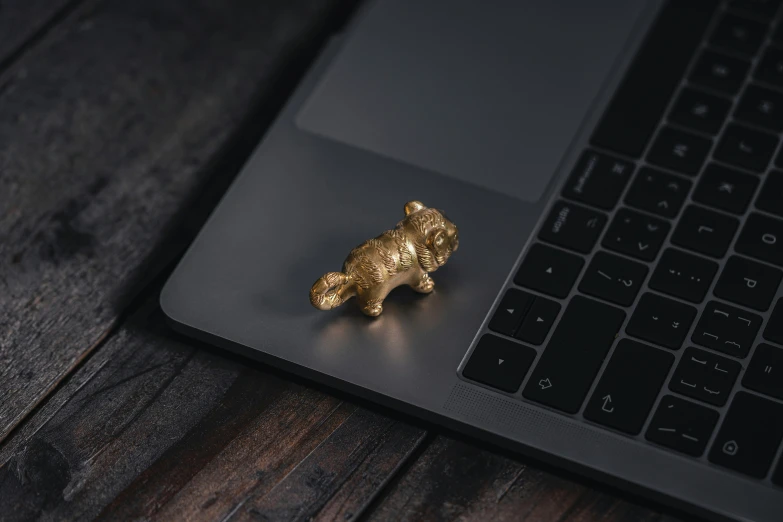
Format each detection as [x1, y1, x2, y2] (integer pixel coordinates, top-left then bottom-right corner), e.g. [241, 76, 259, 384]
[488, 289, 534, 337]
[584, 339, 673, 434]
[463, 334, 537, 393]
[516, 296, 561, 345]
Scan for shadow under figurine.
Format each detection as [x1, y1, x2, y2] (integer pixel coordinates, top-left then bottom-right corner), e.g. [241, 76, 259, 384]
[310, 201, 459, 317]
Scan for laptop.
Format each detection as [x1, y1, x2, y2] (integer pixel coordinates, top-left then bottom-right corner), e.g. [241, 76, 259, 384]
[161, 1, 783, 520]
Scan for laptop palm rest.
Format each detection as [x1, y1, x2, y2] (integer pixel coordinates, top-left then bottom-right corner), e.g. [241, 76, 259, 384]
[296, 0, 649, 203]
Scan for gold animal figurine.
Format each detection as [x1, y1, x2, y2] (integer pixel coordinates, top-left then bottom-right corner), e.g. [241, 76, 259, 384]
[309, 201, 459, 317]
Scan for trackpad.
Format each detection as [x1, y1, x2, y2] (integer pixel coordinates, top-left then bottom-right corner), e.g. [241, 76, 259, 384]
[296, 0, 649, 202]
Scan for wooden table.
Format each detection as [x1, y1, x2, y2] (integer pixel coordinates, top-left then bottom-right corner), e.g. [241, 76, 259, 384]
[0, 1, 685, 520]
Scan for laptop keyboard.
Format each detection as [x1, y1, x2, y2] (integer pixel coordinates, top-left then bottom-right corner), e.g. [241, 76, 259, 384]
[461, 0, 783, 485]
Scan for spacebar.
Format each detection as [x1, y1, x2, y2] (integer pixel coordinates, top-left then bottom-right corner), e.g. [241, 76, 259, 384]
[523, 296, 626, 413]
[590, 0, 716, 158]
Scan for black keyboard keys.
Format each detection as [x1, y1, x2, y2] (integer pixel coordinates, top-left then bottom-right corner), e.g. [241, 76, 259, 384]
[736, 213, 783, 266]
[670, 347, 741, 406]
[729, 0, 782, 18]
[625, 168, 692, 218]
[647, 126, 711, 176]
[735, 85, 783, 132]
[523, 296, 625, 413]
[765, 299, 783, 345]
[562, 151, 634, 210]
[714, 256, 782, 311]
[539, 201, 606, 254]
[757, 170, 783, 217]
[744, 343, 783, 400]
[646, 395, 719, 457]
[650, 249, 719, 303]
[715, 124, 779, 173]
[515, 296, 560, 346]
[710, 13, 767, 58]
[603, 208, 670, 262]
[755, 46, 783, 90]
[690, 50, 750, 95]
[515, 244, 584, 298]
[463, 334, 536, 393]
[671, 205, 739, 258]
[590, 0, 716, 157]
[627, 293, 697, 350]
[488, 289, 533, 337]
[692, 163, 759, 215]
[584, 340, 672, 435]
[709, 392, 783, 478]
[579, 252, 648, 306]
[669, 87, 731, 135]
[693, 301, 762, 358]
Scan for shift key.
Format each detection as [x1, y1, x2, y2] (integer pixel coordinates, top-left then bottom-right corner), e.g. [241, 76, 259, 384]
[524, 296, 626, 413]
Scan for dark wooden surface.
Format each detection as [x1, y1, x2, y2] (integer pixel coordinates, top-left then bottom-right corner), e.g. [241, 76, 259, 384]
[0, 1, 683, 520]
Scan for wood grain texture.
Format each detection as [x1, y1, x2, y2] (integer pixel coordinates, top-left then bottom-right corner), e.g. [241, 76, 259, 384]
[0, 0, 76, 68]
[365, 435, 683, 522]
[0, 0, 350, 442]
[0, 300, 425, 521]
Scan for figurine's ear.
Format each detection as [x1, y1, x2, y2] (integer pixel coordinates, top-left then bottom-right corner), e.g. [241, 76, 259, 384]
[426, 227, 448, 256]
[404, 201, 427, 216]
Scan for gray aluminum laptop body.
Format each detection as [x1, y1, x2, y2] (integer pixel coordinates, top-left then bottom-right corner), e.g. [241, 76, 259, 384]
[161, 1, 783, 520]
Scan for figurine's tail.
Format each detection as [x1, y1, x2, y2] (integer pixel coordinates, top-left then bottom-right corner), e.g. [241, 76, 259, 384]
[309, 272, 355, 310]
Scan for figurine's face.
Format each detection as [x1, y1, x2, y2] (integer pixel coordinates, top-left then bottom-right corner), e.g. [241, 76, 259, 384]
[428, 211, 459, 267]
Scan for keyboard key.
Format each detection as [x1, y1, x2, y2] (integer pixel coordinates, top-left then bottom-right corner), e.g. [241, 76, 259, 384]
[584, 340, 672, 435]
[591, 1, 716, 157]
[650, 249, 719, 303]
[692, 163, 759, 214]
[765, 299, 783, 345]
[715, 124, 779, 173]
[671, 205, 739, 258]
[755, 46, 783, 89]
[625, 168, 692, 218]
[562, 151, 634, 210]
[710, 13, 767, 57]
[690, 50, 750, 95]
[646, 395, 719, 457]
[647, 127, 711, 176]
[515, 296, 560, 346]
[668, 87, 731, 135]
[744, 343, 783, 400]
[715, 255, 782, 311]
[736, 213, 783, 266]
[693, 301, 762, 358]
[775, 461, 783, 487]
[463, 335, 536, 393]
[515, 244, 584, 298]
[602, 208, 670, 262]
[735, 84, 783, 132]
[729, 0, 782, 18]
[709, 392, 783, 478]
[626, 293, 697, 350]
[538, 201, 606, 254]
[488, 289, 533, 337]
[670, 347, 741, 406]
[579, 252, 648, 306]
[757, 170, 783, 217]
[523, 296, 625, 413]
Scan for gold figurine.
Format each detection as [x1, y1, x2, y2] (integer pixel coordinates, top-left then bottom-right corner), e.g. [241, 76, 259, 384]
[310, 201, 459, 317]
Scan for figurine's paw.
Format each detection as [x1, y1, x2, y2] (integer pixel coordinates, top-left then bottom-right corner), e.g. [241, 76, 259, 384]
[362, 302, 383, 317]
[413, 275, 435, 294]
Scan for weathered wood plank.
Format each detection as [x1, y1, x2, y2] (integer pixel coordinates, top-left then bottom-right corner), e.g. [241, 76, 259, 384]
[0, 0, 75, 69]
[365, 435, 683, 522]
[0, 300, 426, 521]
[0, 0, 352, 442]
